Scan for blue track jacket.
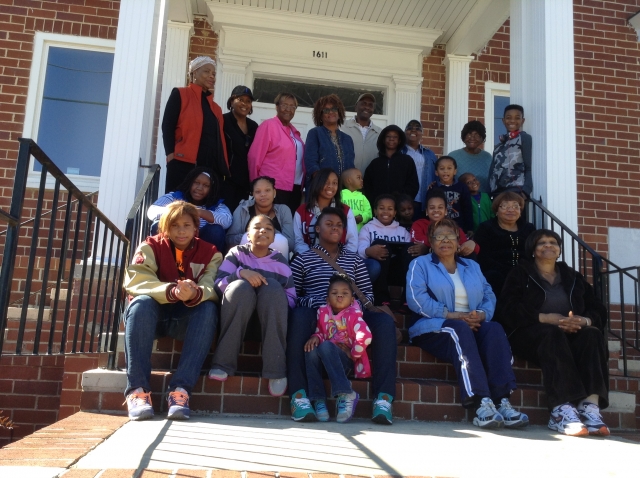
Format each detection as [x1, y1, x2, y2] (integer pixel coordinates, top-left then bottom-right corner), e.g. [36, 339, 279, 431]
[406, 253, 496, 339]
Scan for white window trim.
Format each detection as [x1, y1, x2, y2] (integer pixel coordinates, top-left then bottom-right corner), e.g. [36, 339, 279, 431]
[484, 81, 510, 155]
[23, 32, 116, 192]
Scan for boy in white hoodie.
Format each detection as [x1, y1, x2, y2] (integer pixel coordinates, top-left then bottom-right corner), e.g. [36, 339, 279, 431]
[358, 195, 413, 305]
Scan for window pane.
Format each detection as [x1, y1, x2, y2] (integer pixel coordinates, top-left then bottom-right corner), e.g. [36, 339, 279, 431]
[35, 47, 114, 177]
[493, 95, 510, 145]
[253, 78, 384, 114]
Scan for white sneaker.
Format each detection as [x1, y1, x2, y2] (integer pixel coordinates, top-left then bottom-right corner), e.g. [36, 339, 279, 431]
[548, 403, 588, 437]
[497, 398, 529, 429]
[208, 368, 228, 381]
[472, 397, 504, 429]
[268, 378, 287, 397]
[577, 401, 610, 436]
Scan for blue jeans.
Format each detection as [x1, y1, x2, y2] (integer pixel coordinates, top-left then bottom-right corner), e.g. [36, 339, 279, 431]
[305, 341, 353, 400]
[364, 258, 381, 283]
[124, 295, 218, 396]
[287, 306, 396, 398]
[150, 221, 226, 254]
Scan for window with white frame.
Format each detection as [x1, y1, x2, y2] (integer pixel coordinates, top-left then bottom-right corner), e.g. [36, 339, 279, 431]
[484, 81, 510, 154]
[23, 33, 115, 191]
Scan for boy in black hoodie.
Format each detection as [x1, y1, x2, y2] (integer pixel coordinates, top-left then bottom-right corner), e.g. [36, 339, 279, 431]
[432, 155, 473, 235]
[363, 125, 419, 206]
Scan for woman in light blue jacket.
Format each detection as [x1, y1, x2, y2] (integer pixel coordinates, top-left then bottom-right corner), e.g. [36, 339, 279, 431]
[406, 218, 528, 430]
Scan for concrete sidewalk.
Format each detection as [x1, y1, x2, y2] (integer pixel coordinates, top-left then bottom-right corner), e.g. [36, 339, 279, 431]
[6, 414, 637, 478]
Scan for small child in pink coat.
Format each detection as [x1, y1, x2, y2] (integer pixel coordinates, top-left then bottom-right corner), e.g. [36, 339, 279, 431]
[304, 274, 373, 423]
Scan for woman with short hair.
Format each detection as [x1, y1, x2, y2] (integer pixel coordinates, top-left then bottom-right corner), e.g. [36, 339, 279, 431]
[248, 92, 305, 215]
[447, 120, 493, 193]
[304, 94, 355, 186]
[496, 229, 610, 437]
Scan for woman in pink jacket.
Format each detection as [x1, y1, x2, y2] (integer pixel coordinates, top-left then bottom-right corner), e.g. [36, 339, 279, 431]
[248, 93, 305, 216]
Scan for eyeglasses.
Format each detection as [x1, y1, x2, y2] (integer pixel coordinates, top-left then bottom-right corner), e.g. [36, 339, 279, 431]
[499, 204, 521, 211]
[465, 132, 482, 139]
[322, 107, 339, 114]
[234, 96, 252, 104]
[406, 126, 422, 131]
[278, 103, 297, 111]
[431, 234, 458, 242]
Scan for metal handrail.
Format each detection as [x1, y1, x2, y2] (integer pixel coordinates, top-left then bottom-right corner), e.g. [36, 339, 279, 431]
[527, 197, 639, 376]
[0, 139, 130, 360]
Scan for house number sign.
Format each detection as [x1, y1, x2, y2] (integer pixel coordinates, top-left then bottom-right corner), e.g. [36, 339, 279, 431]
[313, 51, 328, 58]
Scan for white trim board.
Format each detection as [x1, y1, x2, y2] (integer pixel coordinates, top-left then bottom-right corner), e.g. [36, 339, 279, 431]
[483, 81, 510, 155]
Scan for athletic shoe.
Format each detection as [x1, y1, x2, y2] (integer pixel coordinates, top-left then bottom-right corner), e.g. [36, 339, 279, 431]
[125, 388, 154, 421]
[577, 401, 610, 436]
[167, 387, 190, 420]
[372, 393, 393, 425]
[208, 368, 228, 381]
[336, 391, 359, 423]
[497, 398, 529, 429]
[313, 400, 330, 422]
[290, 389, 317, 422]
[268, 378, 288, 397]
[472, 397, 504, 429]
[548, 403, 588, 437]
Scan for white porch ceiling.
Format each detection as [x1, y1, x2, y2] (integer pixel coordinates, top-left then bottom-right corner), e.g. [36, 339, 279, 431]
[191, 0, 509, 53]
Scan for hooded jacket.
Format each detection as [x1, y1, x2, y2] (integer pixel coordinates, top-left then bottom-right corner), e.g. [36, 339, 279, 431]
[495, 260, 607, 334]
[363, 126, 419, 205]
[357, 218, 411, 258]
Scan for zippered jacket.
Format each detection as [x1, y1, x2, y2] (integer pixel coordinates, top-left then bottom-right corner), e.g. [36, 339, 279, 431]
[495, 260, 607, 334]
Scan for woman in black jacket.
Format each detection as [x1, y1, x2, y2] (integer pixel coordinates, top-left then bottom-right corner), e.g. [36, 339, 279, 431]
[363, 125, 419, 206]
[221, 85, 259, 211]
[496, 229, 609, 437]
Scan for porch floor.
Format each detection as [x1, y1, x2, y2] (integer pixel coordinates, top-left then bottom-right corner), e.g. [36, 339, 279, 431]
[1, 412, 640, 478]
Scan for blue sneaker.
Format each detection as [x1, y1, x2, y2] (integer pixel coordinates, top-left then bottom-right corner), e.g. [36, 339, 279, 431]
[372, 393, 393, 425]
[125, 388, 154, 421]
[290, 389, 316, 422]
[167, 388, 190, 420]
[336, 392, 359, 423]
[473, 397, 504, 429]
[498, 398, 529, 429]
[314, 400, 330, 422]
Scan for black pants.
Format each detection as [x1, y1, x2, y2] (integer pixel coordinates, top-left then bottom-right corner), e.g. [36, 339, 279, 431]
[274, 185, 302, 217]
[368, 240, 412, 304]
[508, 323, 609, 410]
[165, 159, 196, 193]
[220, 180, 250, 213]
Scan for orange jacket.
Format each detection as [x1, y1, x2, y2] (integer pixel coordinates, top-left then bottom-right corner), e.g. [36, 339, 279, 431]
[174, 84, 229, 171]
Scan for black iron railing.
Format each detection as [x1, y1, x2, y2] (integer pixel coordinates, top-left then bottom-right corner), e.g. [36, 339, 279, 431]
[0, 139, 129, 359]
[527, 197, 640, 376]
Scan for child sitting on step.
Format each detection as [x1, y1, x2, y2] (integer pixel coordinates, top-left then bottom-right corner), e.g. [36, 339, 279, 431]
[304, 274, 372, 423]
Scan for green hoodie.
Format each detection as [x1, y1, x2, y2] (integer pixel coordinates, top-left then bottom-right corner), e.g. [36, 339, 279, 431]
[341, 188, 372, 232]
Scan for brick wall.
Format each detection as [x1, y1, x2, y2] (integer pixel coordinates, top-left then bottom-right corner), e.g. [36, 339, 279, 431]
[420, 45, 446, 156]
[188, 16, 219, 71]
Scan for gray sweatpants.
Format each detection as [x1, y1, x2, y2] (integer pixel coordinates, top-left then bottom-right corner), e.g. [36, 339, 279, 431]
[211, 279, 288, 378]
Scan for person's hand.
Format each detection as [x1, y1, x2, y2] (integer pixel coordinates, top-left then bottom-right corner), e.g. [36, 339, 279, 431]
[427, 181, 437, 190]
[366, 244, 389, 260]
[466, 230, 475, 240]
[458, 240, 476, 256]
[239, 269, 268, 287]
[198, 209, 215, 223]
[558, 311, 583, 333]
[355, 215, 363, 224]
[463, 309, 485, 332]
[174, 279, 198, 301]
[304, 336, 320, 352]
[166, 153, 174, 163]
[336, 342, 353, 359]
[407, 242, 428, 257]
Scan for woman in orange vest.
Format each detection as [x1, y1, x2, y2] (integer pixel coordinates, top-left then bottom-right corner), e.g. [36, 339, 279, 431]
[162, 56, 229, 193]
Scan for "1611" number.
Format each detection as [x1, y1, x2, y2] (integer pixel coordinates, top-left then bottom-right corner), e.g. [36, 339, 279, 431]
[313, 51, 328, 58]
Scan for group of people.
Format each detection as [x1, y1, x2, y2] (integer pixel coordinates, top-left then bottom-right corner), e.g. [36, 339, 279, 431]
[122, 55, 611, 437]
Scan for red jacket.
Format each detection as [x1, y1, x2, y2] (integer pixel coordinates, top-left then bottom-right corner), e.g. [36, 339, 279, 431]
[174, 84, 229, 168]
[296, 203, 350, 247]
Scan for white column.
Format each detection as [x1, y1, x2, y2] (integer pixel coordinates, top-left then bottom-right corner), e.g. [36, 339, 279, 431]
[392, 75, 423, 133]
[213, 54, 251, 109]
[511, 0, 577, 232]
[443, 54, 473, 154]
[155, 21, 193, 194]
[98, 0, 168, 231]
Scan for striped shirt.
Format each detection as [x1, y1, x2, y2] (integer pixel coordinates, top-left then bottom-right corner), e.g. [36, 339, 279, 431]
[147, 191, 233, 229]
[291, 244, 374, 309]
[215, 244, 296, 308]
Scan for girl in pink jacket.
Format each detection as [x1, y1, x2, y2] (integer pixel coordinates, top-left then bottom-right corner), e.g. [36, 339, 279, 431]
[303, 274, 373, 423]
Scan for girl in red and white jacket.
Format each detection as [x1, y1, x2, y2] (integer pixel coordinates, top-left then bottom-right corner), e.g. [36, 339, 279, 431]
[304, 274, 372, 423]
